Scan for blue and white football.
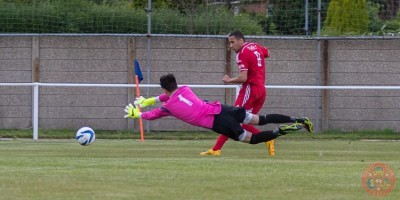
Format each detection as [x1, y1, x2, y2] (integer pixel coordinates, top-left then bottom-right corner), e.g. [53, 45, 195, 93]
[76, 127, 95, 146]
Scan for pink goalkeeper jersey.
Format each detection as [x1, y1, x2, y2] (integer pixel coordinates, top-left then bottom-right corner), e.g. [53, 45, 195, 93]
[141, 86, 222, 129]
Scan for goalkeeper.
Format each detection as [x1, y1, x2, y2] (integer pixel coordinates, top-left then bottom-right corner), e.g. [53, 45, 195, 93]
[124, 73, 312, 144]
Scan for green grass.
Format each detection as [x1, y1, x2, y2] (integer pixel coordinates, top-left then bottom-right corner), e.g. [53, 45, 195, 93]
[0, 139, 399, 200]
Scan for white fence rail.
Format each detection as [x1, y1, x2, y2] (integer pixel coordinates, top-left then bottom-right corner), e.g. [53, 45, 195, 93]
[2, 82, 400, 140]
[0, 82, 240, 140]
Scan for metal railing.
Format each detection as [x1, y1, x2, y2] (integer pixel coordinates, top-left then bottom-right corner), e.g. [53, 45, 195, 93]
[0, 82, 240, 140]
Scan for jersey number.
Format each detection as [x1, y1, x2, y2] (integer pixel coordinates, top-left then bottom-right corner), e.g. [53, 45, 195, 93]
[178, 94, 193, 106]
[254, 51, 262, 67]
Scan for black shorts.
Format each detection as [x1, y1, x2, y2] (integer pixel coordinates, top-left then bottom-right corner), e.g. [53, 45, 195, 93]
[211, 105, 247, 141]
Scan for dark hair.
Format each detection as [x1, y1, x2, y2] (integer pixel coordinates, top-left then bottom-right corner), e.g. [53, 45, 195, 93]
[228, 31, 245, 41]
[160, 73, 178, 92]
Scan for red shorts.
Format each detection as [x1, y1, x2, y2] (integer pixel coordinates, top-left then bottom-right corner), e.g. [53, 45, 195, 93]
[235, 84, 266, 114]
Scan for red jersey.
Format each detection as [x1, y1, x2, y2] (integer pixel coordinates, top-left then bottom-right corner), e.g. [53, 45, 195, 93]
[236, 42, 269, 87]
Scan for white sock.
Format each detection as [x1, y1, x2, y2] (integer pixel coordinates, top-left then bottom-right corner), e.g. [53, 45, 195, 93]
[243, 112, 253, 124]
[238, 130, 247, 141]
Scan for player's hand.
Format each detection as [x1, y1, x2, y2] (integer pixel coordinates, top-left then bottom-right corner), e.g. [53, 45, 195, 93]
[222, 75, 231, 83]
[134, 96, 156, 108]
[124, 103, 141, 119]
[133, 96, 146, 106]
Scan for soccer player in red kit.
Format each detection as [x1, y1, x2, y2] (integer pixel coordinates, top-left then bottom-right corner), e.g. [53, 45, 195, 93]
[200, 31, 313, 156]
[200, 30, 276, 156]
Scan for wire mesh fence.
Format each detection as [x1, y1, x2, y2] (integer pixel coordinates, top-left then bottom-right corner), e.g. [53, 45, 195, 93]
[0, 0, 399, 37]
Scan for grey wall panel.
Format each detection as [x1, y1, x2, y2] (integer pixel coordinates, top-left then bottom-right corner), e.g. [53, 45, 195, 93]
[40, 87, 128, 95]
[136, 37, 224, 49]
[39, 107, 123, 119]
[0, 95, 31, 106]
[0, 118, 31, 129]
[0, 60, 31, 71]
[260, 108, 317, 119]
[330, 90, 400, 97]
[141, 60, 226, 73]
[265, 96, 317, 108]
[0, 106, 31, 118]
[40, 36, 127, 48]
[330, 96, 400, 109]
[0, 87, 31, 94]
[266, 89, 317, 96]
[267, 73, 317, 85]
[139, 71, 225, 85]
[327, 39, 400, 131]
[267, 49, 317, 61]
[0, 71, 32, 82]
[330, 121, 399, 131]
[40, 119, 127, 130]
[0, 48, 31, 59]
[40, 72, 128, 83]
[0, 37, 32, 47]
[268, 60, 318, 73]
[0, 35, 32, 132]
[330, 73, 400, 85]
[136, 48, 225, 61]
[330, 61, 400, 73]
[330, 49, 400, 62]
[39, 95, 127, 106]
[261, 39, 318, 50]
[330, 108, 400, 120]
[40, 48, 127, 60]
[1, 36, 400, 132]
[330, 40, 400, 50]
[40, 60, 127, 72]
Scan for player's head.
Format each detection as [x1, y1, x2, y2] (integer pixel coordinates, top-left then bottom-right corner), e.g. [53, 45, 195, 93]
[228, 31, 245, 53]
[160, 73, 178, 93]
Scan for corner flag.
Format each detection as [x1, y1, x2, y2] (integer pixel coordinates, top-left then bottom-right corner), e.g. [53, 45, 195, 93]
[134, 59, 143, 83]
[133, 59, 144, 142]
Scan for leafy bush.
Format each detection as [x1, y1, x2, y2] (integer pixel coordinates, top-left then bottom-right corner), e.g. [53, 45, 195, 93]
[375, 20, 400, 36]
[270, 0, 329, 35]
[0, 0, 263, 34]
[367, 1, 400, 36]
[367, 1, 384, 33]
[322, 0, 369, 36]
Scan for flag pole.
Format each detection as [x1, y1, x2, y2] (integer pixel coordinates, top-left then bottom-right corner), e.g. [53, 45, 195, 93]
[135, 75, 145, 142]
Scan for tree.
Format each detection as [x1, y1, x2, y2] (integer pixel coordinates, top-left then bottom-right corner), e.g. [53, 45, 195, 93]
[370, 0, 400, 20]
[323, 0, 368, 35]
[268, 0, 329, 35]
[129, 0, 171, 9]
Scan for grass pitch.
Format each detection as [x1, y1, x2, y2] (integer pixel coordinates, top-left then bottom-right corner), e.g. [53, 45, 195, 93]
[0, 139, 399, 200]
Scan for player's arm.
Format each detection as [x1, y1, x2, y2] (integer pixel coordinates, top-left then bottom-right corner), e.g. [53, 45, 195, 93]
[134, 94, 170, 108]
[223, 51, 249, 84]
[141, 107, 170, 120]
[262, 46, 270, 58]
[222, 70, 248, 84]
[124, 104, 170, 120]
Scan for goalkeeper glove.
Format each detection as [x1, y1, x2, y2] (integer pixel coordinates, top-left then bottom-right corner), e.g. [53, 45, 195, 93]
[124, 103, 141, 119]
[134, 96, 157, 108]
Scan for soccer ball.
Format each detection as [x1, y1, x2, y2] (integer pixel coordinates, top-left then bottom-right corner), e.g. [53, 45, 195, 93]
[76, 127, 96, 146]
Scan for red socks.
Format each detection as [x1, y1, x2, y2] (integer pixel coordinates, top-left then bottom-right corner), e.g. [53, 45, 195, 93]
[212, 134, 229, 151]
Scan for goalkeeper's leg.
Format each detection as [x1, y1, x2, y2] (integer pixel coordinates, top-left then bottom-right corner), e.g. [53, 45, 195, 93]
[258, 114, 314, 133]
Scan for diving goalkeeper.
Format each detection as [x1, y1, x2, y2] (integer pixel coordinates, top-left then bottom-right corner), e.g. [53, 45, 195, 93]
[124, 73, 312, 144]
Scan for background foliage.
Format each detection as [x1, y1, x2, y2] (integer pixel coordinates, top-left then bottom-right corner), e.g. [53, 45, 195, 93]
[0, 0, 399, 36]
